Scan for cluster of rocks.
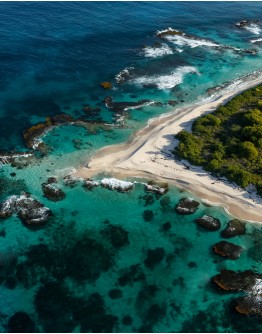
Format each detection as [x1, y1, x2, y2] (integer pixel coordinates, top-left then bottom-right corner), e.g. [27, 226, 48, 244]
[145, 180, 169, 195]
[23, 113, 113, 150]
[41, 177, 66, 202]
[0, 193, 52, 228]
[83, 179, 100, 191]
[235, 20, 259, 28]
[156, 27, 257, 55]
[213, 270, 262, 316]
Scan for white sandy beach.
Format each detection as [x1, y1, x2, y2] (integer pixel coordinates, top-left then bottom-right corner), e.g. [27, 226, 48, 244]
[75, 77, 262, 223]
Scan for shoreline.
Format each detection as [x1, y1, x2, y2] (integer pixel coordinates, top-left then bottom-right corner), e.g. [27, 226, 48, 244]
[75, 75, 262, 223]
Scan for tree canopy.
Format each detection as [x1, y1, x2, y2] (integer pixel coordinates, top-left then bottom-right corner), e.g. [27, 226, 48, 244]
[174, 84, 262, 195]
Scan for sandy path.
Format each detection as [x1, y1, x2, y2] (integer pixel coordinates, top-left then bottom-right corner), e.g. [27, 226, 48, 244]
[75, 76, 262, 223]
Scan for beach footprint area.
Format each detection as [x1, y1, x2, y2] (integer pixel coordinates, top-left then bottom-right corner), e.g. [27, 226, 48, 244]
[1, 2, 262, 333]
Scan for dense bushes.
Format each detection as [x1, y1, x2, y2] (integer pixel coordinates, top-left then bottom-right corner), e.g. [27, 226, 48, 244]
[174, 84, 262, 195]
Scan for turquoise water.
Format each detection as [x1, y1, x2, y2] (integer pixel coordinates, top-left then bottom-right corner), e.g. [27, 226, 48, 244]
[0, 1, 262, 332]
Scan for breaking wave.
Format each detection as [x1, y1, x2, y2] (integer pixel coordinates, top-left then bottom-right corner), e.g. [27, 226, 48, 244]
[132, 66, 199, 90]
[243, 23, 262, 35]
[156, 27, 220, 48]
[141, 43, 173, 58]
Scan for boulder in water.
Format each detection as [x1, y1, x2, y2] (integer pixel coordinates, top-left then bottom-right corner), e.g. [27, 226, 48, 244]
[175, 198, 200, 214]
[235, 296, 262, 317]
[212, 269, 262, 292]
[213, 241, 243, 259]
[195, 215, 221, 231]
[42, 183, 66, 201]
[221, 219, 246, 238]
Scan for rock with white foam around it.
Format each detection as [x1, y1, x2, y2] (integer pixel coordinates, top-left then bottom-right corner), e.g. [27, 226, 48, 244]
[195, 215, 221, 231]
[42, 183, 66, 202]
[175, 198, 200, 214]
[0, 193, 52, 228]
[0, 196, 18, 219]
[83, 179, 100, 191]
[101, 178, 134, 192]
[145, 181, 168, 195]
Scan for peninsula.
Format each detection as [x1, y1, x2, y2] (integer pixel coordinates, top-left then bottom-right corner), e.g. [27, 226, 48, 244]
[76, 76, 262, 223]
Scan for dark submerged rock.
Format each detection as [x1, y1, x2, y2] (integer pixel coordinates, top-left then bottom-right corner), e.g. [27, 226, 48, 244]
[195, 215, 221, 231]
[175, 198, 200, 214]
[108, 288, 123, 299]
[221, 219, 246, 238]
[41, 183, 66, 202]
[118, 264, 145, 286]
[162, 221, 172, 231]
[144, 247, 165, 269]
[8, 312, 36, 333]
[34, 282, 77, 333]
[213, 241, 243, 259]
[4, 276, 17, 289]
[65, 237, 113, 282]
[143, 210, 154, 222]
[101, 224, 129, 249]
[73, 293, 118, 333]
[122, 315, 133, 326]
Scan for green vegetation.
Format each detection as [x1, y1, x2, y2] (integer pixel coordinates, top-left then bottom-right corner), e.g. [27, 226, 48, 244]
[174, 84, 262, 195]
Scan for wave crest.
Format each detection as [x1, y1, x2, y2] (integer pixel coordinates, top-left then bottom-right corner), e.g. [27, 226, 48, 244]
[141, 43, 173, 58]
[132, 66, 199, 90]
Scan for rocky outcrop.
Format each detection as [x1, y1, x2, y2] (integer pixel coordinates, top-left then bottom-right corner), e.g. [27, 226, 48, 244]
[175, 198, 200, 214]
[212, 270, 262, 292]
[42, 183, 66, 202]
[0, 193, 52, 228]
[235, 296, 262, 317]
[104, 96, 153, 113]
[221, 219, 246, 238]
[235, 20, 259, 28]
[83, 179, 100, 191]
[0, 196, 17, 219]
[23, 113, 113, 149]
[63, 175, 79, 187]
[213, 241, 243, 259]
[195, 215, 221, 231]
[101, 178, 134, 192]
[145, 181, 169, 195]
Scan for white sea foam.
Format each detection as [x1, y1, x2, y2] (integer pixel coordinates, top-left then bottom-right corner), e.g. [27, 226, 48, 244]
[101, 178, 134, 191]
[142, 43, 173, 58]
[115, 67, 134, 84]
[244, 23, 262, 35]
[132, 66, 199, 90]
[123, 100, 155, 111]
[250, 37, 262, 43]
[165, 34, 219, 48]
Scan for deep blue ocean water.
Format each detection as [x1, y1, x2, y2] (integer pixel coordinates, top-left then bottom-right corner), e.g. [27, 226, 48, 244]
[0, 2, 262, 332]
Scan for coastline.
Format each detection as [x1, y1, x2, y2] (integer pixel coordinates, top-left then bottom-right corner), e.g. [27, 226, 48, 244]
[75, 75, 262, 223]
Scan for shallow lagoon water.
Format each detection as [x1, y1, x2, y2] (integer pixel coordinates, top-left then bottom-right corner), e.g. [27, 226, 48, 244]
[1, 1, 262, 332]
